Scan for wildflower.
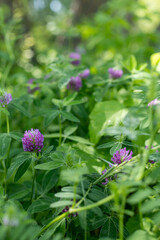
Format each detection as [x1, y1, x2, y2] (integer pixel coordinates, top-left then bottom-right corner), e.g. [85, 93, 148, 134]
[0, 90, 12, 108]
[27, 79, 40, 94]
[67, 76, 82, 91]
[62, 204, 78, 217]
[111, 147, 133, 165]
[79, 69, 90, 78]
[22, 129, 44, 152]
[148, 98, 160, 107]
[69, 52, 81, 65]
[101, 169, 109, 185]
[108, 68, 123, 79]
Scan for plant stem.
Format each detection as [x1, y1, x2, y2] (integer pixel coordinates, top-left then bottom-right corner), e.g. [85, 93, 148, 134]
[2, 159, 7, 198]
[38, 194, 114, 236]
[119, 193, 126, 240]
[31, 157, 36, 202]
[138, 202, 144, 229]
[59, 113, 62, 146]
[6, 114, 11, 168]
[6, 115, 10, 133]
[3, 115, 10, 198]
[136, 107, 156, 181]
[72, 182, 78, 208]
[0, 111, 1, 132]
[39, 212, 69, 236]
[75, 183, 93, 207]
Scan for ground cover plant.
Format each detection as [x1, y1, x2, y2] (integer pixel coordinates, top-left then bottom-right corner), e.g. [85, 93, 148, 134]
[1, 1, 160, 240]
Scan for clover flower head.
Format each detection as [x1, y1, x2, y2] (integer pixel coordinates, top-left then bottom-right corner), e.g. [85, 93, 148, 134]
[101, 169, 109, 185]
[69, 52, 81, 65]
[67, 76, 82, 91]
[148, 98, 160, 107]
[0, 90, 12, 108]
[111, 147, 133, 165]
[22, 128, 44, 152]
[79, 69, 90, 78]
[108, 68, 123, 79]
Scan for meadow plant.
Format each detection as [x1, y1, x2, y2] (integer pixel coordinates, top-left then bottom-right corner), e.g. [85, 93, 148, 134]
[108, 68, 123, 79]
[22, 129, 44, 152]
[69, 52, 81, 65]
[0, 90, 12, 108]
[67, 76, 82, 91]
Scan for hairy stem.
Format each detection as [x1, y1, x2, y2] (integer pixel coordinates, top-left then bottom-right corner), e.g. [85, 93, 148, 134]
[31, 158, 36, 202]
[38, 194, 114, 236]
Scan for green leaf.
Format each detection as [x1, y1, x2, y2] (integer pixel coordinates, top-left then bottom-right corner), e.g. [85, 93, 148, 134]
[66, 99, 86, 106]
[110, 142, 122, 155]
[14, 158, 32, 182]
[35, 161, 64, 170]
[39, 220, 64, 240]
[127, 230, 151, 240]
[0, 133, 11, 158]
[0, 107, 10, 116]
[66, 135, 93, 145]
[42, 169, 59, 193]
[62, 167, 88, 183]
[36, 150, 66, 170]
[10, 101, 31, 118]
[50, 200, 73, 208]
[55, 192, 82, 199]
[52, 98, 63, 107]
[8, 183, 30, 199]
[28, 198, 53, 214]
[63, 92, 77, 106]
[127, 188, 153, 205]
[100, 217, 118, 239]
[64, 126, 78, 136]
[124, 55, 137, 72]
[43, 145, 54, 156]
[89, 100, 127, 144]
[86, 200, 102, 217]
[141, 199, 160, 214]
[9, 132, 23, 141]
[44, 134, 93, 145]
[97, 142, 115, 149]
[88, 217, 108, 231]
[7, 152, 32, 179]
[150, 52, 160, 68]
[61, 111, 80, 123]
[44, 110, 59, 127]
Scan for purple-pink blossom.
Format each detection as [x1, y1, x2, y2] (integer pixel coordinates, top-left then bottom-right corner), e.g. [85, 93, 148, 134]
[67, 76, 82, 91]
[111, 147, 133, 165]
[69, 52, 81, 65]
[108, 68, 123, 79]
[22, 129, 44, 152]
[62, 202, 78, 217]
[27, 79, 40, 94]
[101, 169, 109, 185]
[0, 91, 12, 107]
[79, 69, 90, 78]
[148, 99, 160, 107]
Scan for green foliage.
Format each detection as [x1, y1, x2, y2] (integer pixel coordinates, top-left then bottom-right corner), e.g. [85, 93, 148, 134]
[0, 1, 160, 239]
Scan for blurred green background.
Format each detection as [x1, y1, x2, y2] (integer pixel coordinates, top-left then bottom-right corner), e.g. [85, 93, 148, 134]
[0, 0, 160, 81]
